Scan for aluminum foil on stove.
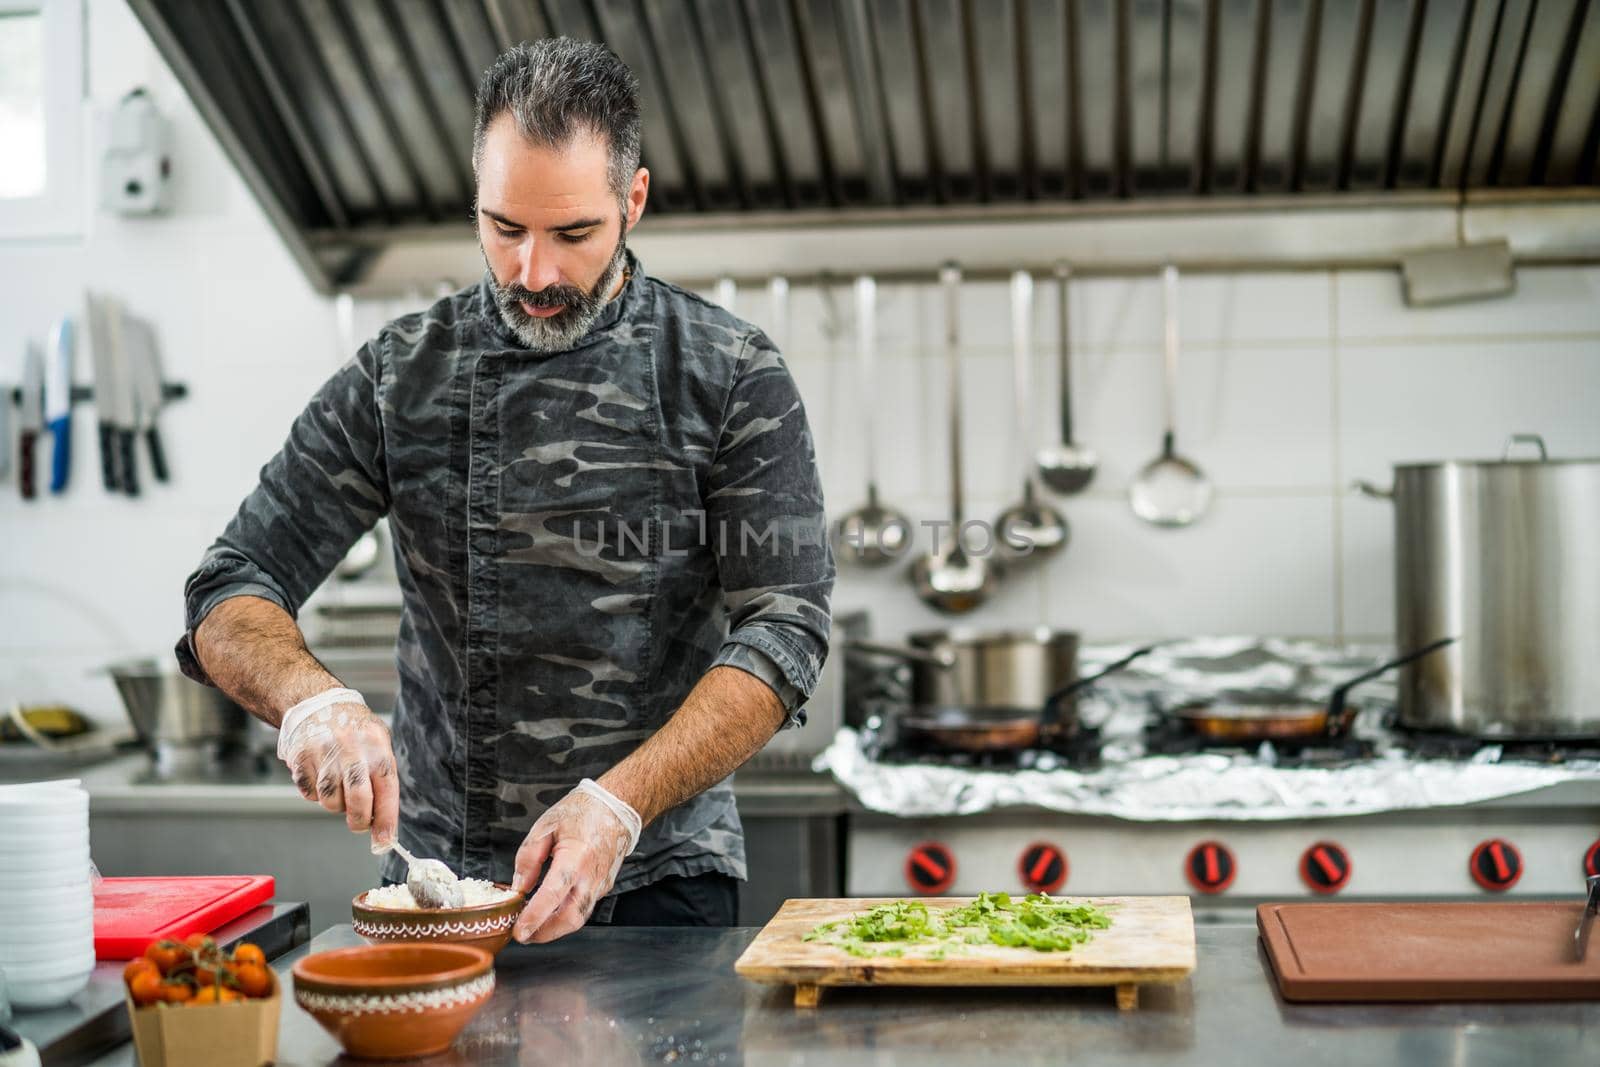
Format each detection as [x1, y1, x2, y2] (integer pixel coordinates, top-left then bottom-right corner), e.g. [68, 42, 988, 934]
[817, 637, 1600, 821]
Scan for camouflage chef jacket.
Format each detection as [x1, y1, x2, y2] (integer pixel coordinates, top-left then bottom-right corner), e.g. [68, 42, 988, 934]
[176, 256, 835, 906]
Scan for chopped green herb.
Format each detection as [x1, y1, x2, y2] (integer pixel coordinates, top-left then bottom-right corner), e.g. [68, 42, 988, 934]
[803, 892, 1113, 960]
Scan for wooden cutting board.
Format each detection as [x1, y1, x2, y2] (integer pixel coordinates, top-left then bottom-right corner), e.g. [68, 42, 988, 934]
[735, 896, 1195, 1009]
[1258, 902, 1600, 1002]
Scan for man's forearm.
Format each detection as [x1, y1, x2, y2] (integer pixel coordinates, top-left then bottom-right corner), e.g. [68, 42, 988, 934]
[598, 665, 787, 825]
[192, 595, 342, 726]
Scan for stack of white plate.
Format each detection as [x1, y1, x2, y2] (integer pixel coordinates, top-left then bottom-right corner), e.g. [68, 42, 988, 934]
[0, 780, 96, 1012]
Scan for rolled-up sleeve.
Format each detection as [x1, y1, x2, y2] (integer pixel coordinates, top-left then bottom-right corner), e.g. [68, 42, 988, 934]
[175, 340, 390, 685]
[704, 330, 835, 726]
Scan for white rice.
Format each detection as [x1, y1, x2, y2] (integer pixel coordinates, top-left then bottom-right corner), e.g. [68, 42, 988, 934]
[363, 879, 516, 910]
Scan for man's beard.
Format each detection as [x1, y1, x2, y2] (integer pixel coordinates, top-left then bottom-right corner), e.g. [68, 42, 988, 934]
[486, 230, 628, 352]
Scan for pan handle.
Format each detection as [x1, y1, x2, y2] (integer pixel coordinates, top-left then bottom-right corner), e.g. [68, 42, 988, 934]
[1326, 636, 1457, 736]
[844, 640, 957, 669]
[1041, 643, 1162, 725]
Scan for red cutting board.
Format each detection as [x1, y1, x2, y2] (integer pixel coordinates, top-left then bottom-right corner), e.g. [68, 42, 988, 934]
[1258, 901, 1600, 1002]
[93, 876, 276, 959]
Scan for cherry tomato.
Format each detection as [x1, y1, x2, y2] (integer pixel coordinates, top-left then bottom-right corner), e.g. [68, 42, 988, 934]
[232, 963, 272, 999]
[128, 970, 162, 1007]
[231, 943, 266, 967]
[157, 980, 195, 1004]
[144, 940, 186, 976]
[123, 958, 159, 984]
[187, 986, 242, 1006]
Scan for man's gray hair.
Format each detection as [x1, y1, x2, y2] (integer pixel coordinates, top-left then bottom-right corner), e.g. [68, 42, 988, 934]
[472, 38, 642, 203]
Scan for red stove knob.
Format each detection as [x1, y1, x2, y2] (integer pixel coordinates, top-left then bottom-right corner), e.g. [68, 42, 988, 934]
[904, 842, 957, 895]
[1018, 842, 1069, 894]
[1470, 838, 1522, 892]
[1584, 839, 1600, 879]
[1185, 841, 1236, 894]
[1299, 842, 1353, 894]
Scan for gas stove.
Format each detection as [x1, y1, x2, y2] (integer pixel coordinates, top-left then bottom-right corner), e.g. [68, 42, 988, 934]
[835, 639, 1600, 910]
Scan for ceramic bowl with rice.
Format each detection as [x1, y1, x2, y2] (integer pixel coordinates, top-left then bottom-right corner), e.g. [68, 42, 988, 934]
[352, 879, 522, 956]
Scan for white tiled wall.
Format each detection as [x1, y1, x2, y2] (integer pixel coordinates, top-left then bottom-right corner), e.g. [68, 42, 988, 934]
[2, 1, 1599, 726]
[734, 267, 1600, 648]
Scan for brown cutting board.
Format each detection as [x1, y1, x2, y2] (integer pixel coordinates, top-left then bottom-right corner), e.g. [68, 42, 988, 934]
[735, 896, 1195, 1009]
[1258, 902, 1600, 1002]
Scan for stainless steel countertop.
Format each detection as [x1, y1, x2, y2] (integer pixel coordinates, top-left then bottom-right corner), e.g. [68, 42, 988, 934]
[82, 922, 1600, 1067]
[2, 753, 848, 818]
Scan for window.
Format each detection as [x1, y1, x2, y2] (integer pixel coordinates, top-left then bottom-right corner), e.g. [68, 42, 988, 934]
[0, 9, 46, 198]
[0, 0, 82, 238]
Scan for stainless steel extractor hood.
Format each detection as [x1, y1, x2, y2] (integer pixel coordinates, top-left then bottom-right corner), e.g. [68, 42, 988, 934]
[129, 0, 1600, 293]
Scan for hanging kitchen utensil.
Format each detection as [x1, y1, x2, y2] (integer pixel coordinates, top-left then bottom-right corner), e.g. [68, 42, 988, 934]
[124, 315, 170, 483]
[1130, 265, 1212, 527]
[16, 342, 44, 500]
[84, 293, 121, 492]
[995, 270, 1068, 564]
[1168, 637, 1456, 743]
[44, 317, 73, 494]
[834, 274, 911, 566]
[102, 299, 141, 496]
[912, 264, 995, 614]
[1036, 264, 1098, 495]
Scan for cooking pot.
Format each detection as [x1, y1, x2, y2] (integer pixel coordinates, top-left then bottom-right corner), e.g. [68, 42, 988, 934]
[845, 629, 1158, 749]
[1356, 434, 1600, 738]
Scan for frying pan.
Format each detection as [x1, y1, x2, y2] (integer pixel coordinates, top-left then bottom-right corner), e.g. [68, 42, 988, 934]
[1170, 637, 1457, 743]
[896, 645, 1159, 753]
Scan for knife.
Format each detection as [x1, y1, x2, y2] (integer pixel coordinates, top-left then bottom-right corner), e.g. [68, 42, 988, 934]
[124, 315, 170, 483]
[85, 293, 122, 491]
[44, 317, 74, 494]
[103, 299, 140, 496]
[17, 342, 44, 500]
[1575, 874, 1600, 961]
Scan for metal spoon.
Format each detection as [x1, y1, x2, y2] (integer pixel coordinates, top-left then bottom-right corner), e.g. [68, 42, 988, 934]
[1036, 264, 1098, 494]
[834, 274, 911, 566]
[912, 264, 995, 614]
[1130, 265, 1212, 527]
[376, 838, 463, 909]
[995, 270, 1068, 564]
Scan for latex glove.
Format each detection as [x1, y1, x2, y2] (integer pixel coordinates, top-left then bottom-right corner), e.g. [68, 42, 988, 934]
[511, 779, 642, 944]
[276, 687, 399, 845]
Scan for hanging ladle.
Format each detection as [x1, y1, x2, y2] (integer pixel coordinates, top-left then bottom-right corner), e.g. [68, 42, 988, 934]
[912, 264, 996, 613]
[1130, 265, 1213, 527]
[1035, 263, 1099, 494]
[994, 269, 1069, 564]
[833, 275, 912, 566]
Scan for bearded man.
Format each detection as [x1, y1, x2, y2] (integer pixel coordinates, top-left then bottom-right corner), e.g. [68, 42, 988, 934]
[177, 37, 833, 940]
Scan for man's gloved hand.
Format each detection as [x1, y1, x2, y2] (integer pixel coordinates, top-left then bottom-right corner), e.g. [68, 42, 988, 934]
[276, 687, 398, 846]
[511, 779, 642, 944]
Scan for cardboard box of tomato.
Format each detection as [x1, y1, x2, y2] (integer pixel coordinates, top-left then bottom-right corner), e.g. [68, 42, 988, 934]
[121, 934, 279, 1067]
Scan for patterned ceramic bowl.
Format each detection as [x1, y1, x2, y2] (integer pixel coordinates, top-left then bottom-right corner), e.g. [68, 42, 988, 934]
[351, 883, 522, 956]
[292, 942, 495, 1060]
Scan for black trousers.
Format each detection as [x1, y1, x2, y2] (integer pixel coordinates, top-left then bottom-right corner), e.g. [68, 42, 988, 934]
[599, 872, 739, 927]
[383, 871, 740, 926]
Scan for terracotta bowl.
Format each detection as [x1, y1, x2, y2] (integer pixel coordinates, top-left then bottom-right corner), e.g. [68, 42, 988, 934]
[292, 942, 494, 1060]
[352, 883, 522, 956]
